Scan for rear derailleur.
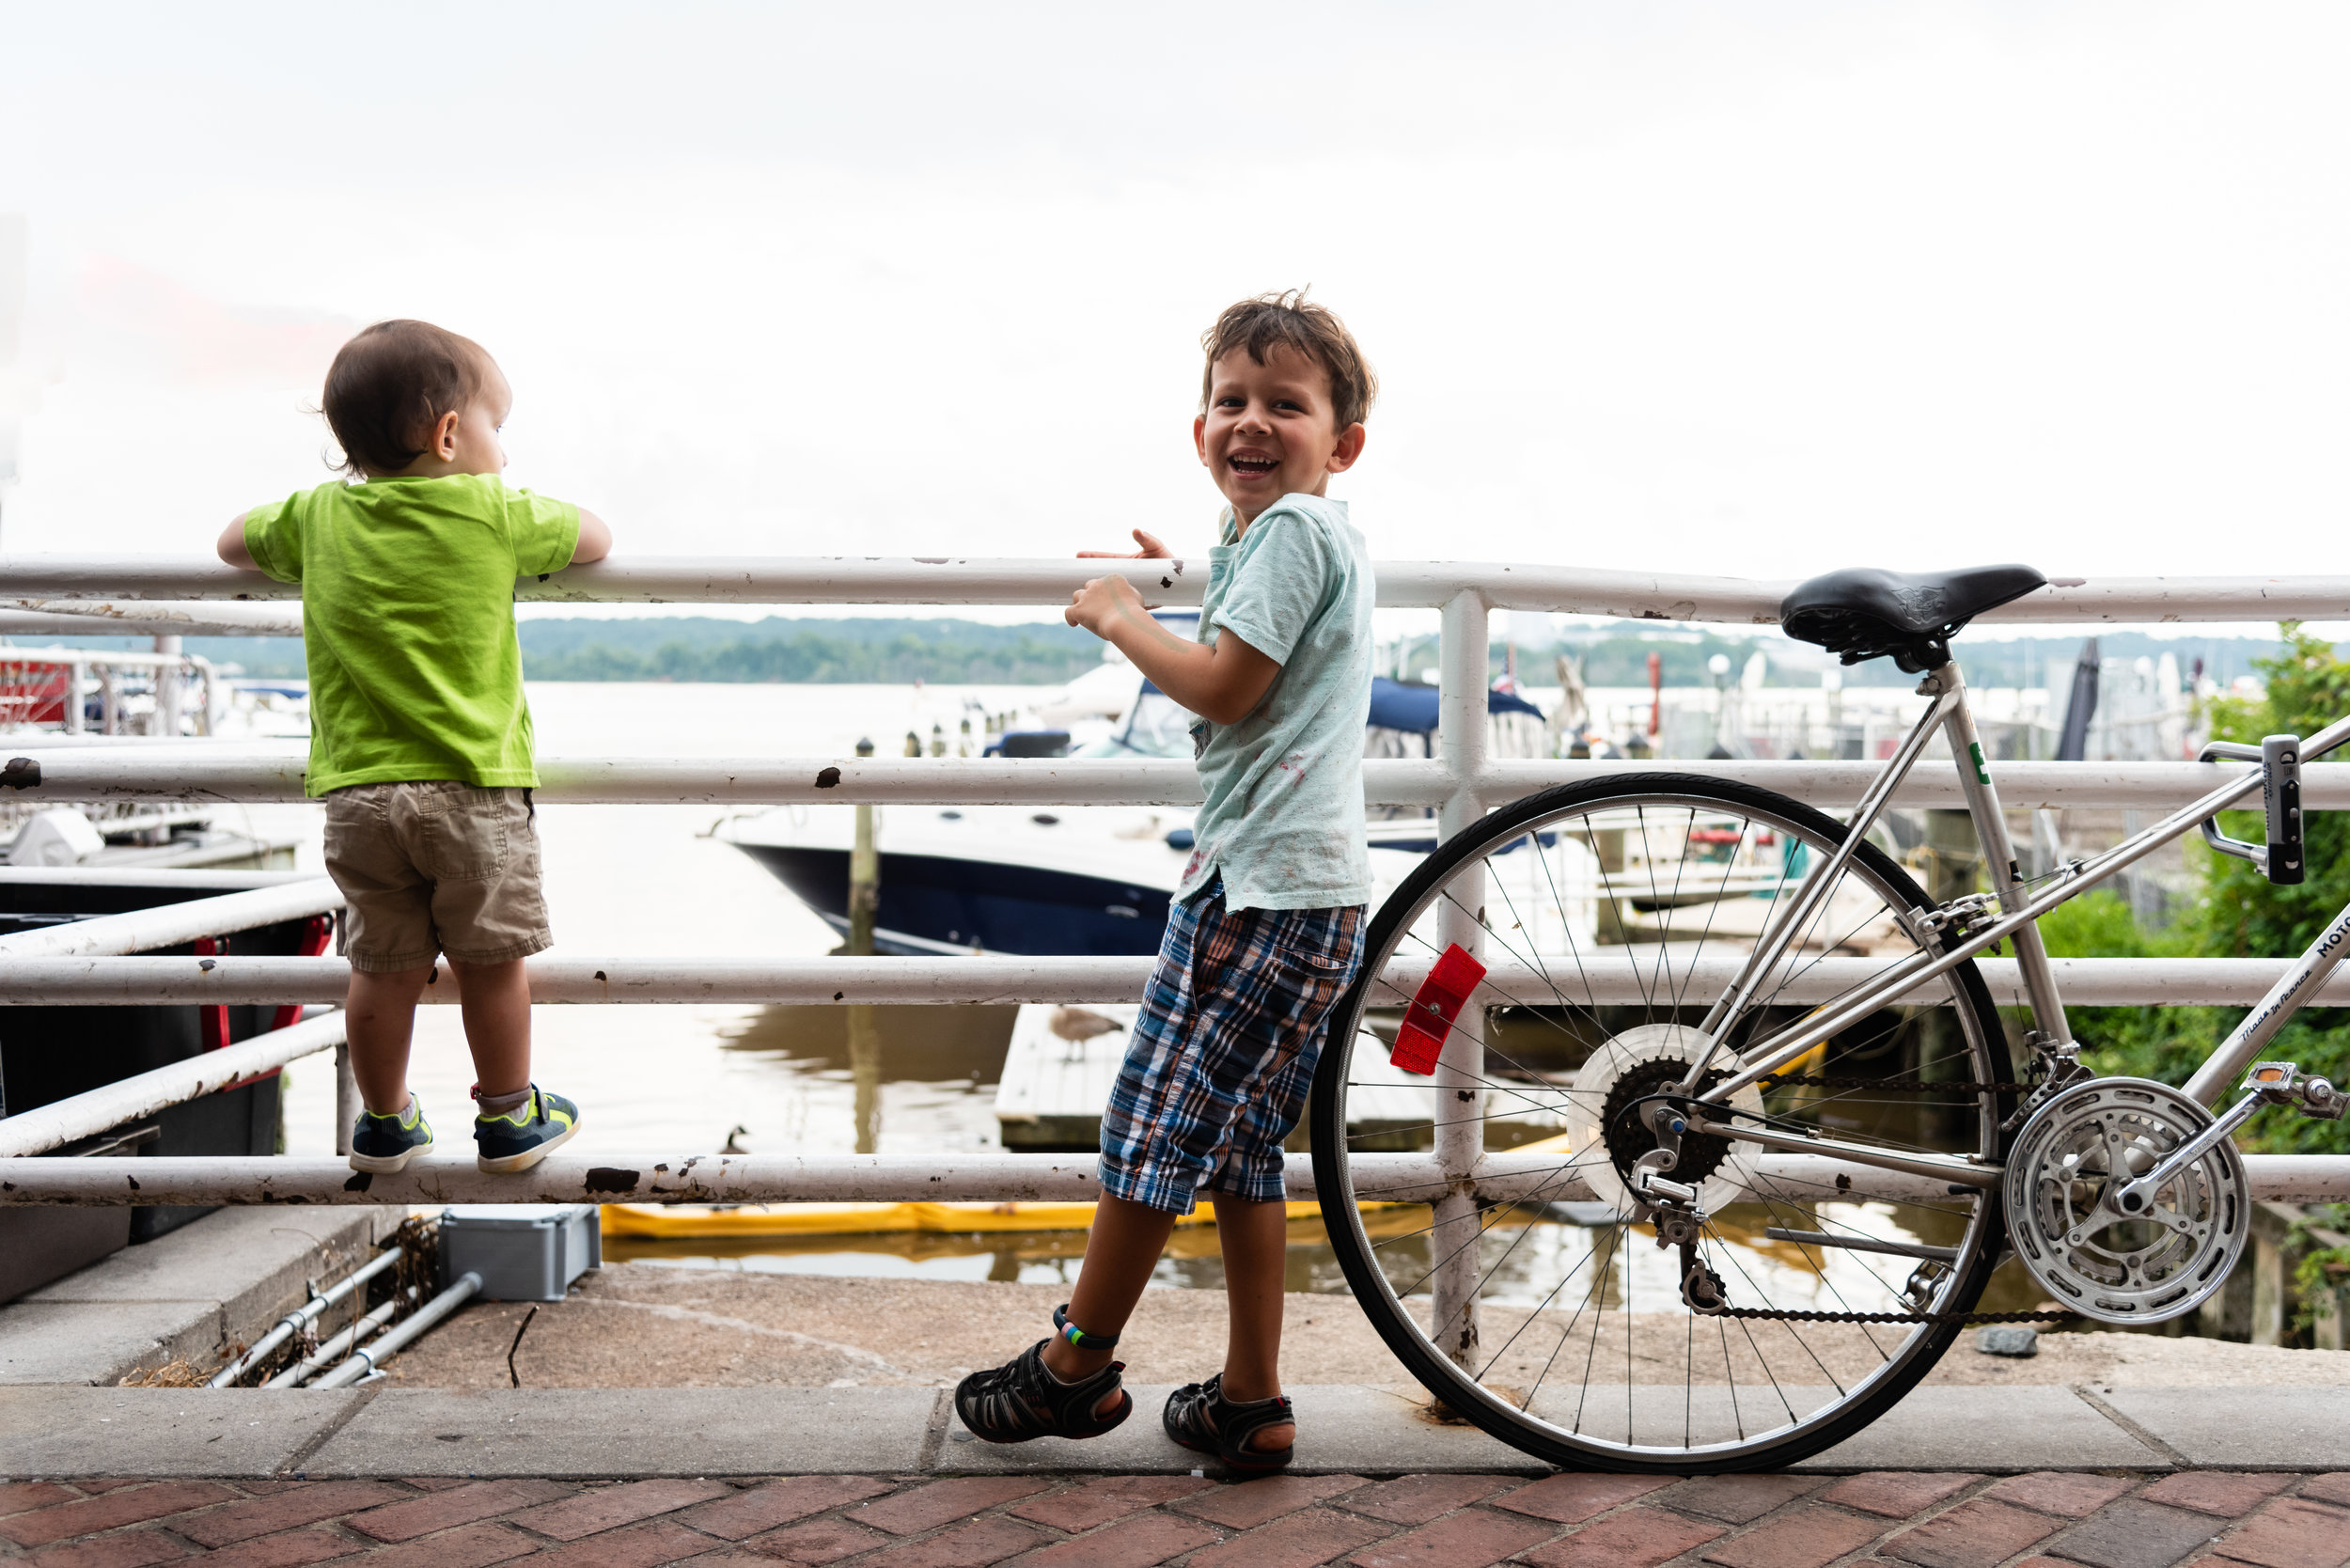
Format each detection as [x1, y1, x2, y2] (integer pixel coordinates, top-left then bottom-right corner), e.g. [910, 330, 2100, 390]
[1631, 1104, 1731, 1314]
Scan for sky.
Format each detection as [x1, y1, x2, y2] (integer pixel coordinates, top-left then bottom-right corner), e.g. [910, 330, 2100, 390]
[0, 2, 2344, 634]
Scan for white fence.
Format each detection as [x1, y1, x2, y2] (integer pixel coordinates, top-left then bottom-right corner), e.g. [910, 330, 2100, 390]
[2, 554, 2347, 1216]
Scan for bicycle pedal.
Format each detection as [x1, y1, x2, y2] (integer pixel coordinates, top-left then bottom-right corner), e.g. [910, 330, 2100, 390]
[2245, 1061, 2345, 1120]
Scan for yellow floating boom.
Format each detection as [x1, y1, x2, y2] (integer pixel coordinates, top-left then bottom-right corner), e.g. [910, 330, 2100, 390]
[602, 1199, 1330, 1240]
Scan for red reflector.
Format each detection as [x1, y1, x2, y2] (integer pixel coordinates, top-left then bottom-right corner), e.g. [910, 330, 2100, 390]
[1391, 943, 1488, 1075]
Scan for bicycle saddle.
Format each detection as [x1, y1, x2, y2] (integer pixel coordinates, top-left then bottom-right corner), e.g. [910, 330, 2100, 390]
[1779, 564, 2047, 674]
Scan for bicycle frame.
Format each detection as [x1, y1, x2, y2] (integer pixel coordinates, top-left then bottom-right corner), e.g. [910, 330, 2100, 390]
[1672, 655, 2350, 1189]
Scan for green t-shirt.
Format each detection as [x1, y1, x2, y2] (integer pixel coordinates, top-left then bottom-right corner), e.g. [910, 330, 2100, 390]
[243, 476, 579, 796]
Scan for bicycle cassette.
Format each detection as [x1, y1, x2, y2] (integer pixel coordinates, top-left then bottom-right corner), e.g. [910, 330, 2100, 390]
[1566, 1024, 1764, 1218]
[2004, 1077, 2249, 1325]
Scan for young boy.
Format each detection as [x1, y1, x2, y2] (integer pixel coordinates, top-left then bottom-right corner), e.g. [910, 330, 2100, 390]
[956, 291, 1375, 1473]
[216, 319, 612, 1175]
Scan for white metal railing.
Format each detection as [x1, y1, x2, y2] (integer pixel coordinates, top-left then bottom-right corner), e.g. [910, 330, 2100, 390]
[6, 1151, 2342, 1208]
[10, 952, 2350, 1010]
[2, 556, 2347, 1234]
[2, 750, 2342, 811]
[0, 878, 342, 961]
[11, 556, 2350, 620]
[0, 601, 303, 638]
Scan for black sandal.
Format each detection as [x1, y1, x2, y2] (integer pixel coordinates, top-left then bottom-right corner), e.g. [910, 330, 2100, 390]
[953, 1305, 1132, 1444]
[1164, 1373, 1295, 1475]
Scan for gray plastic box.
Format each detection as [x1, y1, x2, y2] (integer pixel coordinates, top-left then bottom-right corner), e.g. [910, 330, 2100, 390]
[438, 1204, 602, 1301]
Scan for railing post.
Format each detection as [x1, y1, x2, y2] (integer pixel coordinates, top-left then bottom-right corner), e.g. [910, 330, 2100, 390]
[1431, 588, 1489, 1372]
[334, 1042, 357, 1157]
[153, 635, 181, 737]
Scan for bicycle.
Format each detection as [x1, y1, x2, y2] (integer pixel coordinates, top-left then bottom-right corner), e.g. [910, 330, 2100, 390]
[1309, 563, 2349, 1472]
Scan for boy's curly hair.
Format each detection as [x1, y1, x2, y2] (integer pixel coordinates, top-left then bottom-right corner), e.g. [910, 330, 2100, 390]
[1199, 290, 1377, 431]
[322, 320, 491, 477]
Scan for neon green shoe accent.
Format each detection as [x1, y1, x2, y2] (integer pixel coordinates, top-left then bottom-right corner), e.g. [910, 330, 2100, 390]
[474, 1085, 581, 1173]
[350, 1093, 433, 1173]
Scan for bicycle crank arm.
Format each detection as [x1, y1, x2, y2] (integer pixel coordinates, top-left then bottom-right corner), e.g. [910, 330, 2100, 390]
[2114, 1082, 2270, 1216]
[1687, 1116, 2004, 1191]
[1762, 1227, 1963, 1263]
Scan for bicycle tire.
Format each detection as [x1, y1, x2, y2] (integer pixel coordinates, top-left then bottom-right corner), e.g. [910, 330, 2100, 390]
[1310, 773, 2014, 1472]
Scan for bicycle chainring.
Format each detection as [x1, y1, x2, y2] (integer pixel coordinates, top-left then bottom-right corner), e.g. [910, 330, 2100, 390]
[2004, 1076, 2249, 1325]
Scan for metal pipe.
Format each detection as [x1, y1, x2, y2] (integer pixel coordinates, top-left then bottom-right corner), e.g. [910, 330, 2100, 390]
[15, 747, 2341, 811]
[2, 1150, 2342, 1207]
[311, 1274, 480, 1388]
[212, 1246, 405, 1387]
[14, 554, 2350, 622]
[0, 877, 343, 960]
[265, 1286, 418, 1388]
[0, 866, 318, 886]
[153, 635, 181, 737]
[334, 1043, 358, 1159]
[0, 599, 304, 635]
[0, 1011, 345, 1156]
[9, 951, 2350, 1009]
[1430, 588, 1489, 1371]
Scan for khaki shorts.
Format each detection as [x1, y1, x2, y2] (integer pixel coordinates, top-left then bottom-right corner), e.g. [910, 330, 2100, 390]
[323, 781, 553, 973]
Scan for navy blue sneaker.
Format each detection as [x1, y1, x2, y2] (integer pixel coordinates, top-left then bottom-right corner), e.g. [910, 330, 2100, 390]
[349, 1095, 432, 1173]
[474, 1085, 580, 1173]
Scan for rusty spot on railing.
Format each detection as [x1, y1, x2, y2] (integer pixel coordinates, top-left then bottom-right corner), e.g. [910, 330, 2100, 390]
[815, 767, 841, 789]
[2, 757, 41, 790]
[585, 1167, 641, 1194]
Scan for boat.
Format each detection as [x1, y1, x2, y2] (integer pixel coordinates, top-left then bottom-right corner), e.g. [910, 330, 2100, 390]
[717, 626, 1549, 955]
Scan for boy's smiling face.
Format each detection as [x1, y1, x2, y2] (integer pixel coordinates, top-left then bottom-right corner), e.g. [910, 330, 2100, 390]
[1194, 345, 1366, 526]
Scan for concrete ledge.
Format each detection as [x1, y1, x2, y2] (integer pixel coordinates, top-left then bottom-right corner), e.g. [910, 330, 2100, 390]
[305, 1387, 940, 1478]
[0, 1206, 396, 1385]
[1808, 1386, 2167, 1471]
[0, 1387, 364, 1476]
[2099, 1388, 2350, 1469]
[0, 1383, 2342, 1480]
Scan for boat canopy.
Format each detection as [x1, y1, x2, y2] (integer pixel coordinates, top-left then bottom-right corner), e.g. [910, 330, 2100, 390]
[1368, 675, 1543, 734]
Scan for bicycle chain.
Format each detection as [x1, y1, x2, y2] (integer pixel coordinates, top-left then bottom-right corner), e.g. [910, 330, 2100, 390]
[1715, 1307, 2073, 1325]
[1683, 1243, 2070, 1325]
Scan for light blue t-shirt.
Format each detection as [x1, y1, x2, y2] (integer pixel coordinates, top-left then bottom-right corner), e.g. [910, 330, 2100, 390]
[1176, 494, 1374, 912]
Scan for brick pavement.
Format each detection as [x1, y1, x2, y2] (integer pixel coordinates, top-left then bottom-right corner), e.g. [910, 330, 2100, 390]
[0, 1469, 2343, 1568]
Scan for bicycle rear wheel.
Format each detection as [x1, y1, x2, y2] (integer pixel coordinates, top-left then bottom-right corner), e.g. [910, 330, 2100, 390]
[1310, 774, 2015, 1472]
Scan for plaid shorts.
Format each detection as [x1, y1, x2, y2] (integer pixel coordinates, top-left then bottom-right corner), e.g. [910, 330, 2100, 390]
[1097, 878, 1366, 1214]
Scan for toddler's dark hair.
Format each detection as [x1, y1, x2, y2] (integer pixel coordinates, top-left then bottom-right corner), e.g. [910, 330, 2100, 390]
[321, 320, 491, 477]
[1199, 290, 1377, 431]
